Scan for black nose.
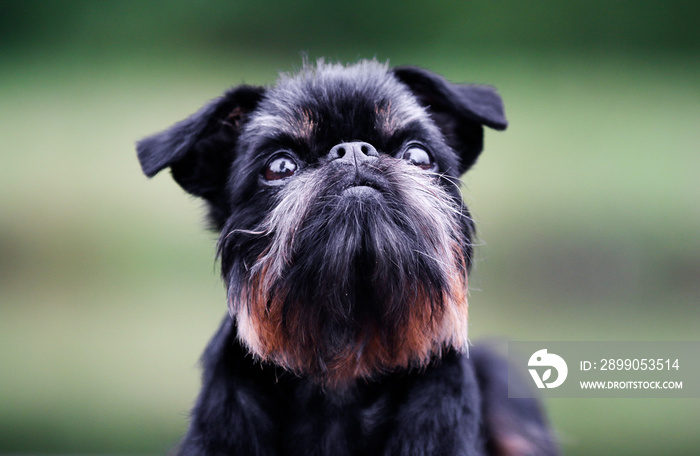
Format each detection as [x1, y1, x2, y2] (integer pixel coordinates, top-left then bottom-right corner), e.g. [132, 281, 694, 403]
[328, 141, 379, 165]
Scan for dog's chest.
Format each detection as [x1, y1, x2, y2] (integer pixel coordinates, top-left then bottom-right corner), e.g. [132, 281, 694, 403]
[279, 383, 397, 455]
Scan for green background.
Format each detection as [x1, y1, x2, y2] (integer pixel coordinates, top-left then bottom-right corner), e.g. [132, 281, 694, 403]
[1, 1, 698, 454]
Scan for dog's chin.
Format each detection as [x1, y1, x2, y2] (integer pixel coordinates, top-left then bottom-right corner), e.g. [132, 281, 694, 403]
[225, 158, 471, 388]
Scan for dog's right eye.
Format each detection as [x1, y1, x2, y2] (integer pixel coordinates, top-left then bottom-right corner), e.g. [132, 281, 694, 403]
[263, 154, 298, 181]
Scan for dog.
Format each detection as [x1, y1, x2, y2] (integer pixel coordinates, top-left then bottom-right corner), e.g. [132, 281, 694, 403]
[137, 60, 558, 456]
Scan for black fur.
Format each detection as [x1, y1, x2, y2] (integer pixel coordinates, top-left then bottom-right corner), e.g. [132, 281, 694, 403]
[137, 60, 558, 455]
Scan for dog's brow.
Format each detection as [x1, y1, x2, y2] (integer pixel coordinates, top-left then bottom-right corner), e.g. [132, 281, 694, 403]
[249, 111, 316, 145]
[292, 108, 316, 142]
[375, 101, 399, 135]
[374, 99, 431, 139]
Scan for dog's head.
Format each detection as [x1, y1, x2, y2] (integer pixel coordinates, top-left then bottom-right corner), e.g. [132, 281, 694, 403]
[137, 60, 506, 388]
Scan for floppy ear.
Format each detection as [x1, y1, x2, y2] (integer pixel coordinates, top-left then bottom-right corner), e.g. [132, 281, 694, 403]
[137, 85, 266, 226]
[391, 66, 507, 174]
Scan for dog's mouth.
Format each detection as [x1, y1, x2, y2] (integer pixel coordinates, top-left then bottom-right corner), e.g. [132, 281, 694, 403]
[341, 182, 382, 198]
[338, 170, 387, 198]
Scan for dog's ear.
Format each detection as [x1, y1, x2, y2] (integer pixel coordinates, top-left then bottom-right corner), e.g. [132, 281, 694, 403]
[391, 66, 507, 174]
[137, 85, 266, 225]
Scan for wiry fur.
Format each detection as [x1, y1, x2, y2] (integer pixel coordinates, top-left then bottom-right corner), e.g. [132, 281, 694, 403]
[225, 156, 470, 387]
[136, 60, 558, 455]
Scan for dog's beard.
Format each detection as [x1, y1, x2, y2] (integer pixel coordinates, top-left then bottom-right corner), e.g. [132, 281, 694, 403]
[222, 157, 471, 388]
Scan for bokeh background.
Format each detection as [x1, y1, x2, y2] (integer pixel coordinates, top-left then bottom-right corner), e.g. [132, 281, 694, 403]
[1, 1, 698, 454]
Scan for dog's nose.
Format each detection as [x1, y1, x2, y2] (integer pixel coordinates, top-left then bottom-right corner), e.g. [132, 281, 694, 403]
[328, 141, 379, 165]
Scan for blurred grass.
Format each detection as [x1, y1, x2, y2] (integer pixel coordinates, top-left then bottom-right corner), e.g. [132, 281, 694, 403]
[1, 46, 699, 455]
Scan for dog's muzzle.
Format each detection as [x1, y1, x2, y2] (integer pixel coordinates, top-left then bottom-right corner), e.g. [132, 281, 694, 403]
[224, 154, 472, 388]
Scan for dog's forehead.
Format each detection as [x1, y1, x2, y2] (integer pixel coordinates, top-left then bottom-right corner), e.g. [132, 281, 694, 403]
[244, 61, 430, 154]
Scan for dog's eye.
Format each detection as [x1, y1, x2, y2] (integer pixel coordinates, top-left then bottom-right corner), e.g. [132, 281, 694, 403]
[401, 145, 435, 170]
[264, 154, 298, 181]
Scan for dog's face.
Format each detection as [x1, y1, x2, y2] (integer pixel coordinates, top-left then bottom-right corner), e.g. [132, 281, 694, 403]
[137, 61, 506, 388]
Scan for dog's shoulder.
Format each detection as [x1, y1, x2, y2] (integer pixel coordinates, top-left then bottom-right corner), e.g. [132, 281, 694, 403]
[470, 344, 560, 456]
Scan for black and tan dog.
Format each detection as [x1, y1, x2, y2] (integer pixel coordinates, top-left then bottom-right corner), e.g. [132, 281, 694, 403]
[137, 60, 558, 456]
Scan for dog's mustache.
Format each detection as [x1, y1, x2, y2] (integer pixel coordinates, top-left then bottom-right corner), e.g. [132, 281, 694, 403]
[240, 156, 460, 281]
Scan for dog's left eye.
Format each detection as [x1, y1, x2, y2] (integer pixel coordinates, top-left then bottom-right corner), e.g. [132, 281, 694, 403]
[401, 145, 435, 171]
[263, 154, 298, 181]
